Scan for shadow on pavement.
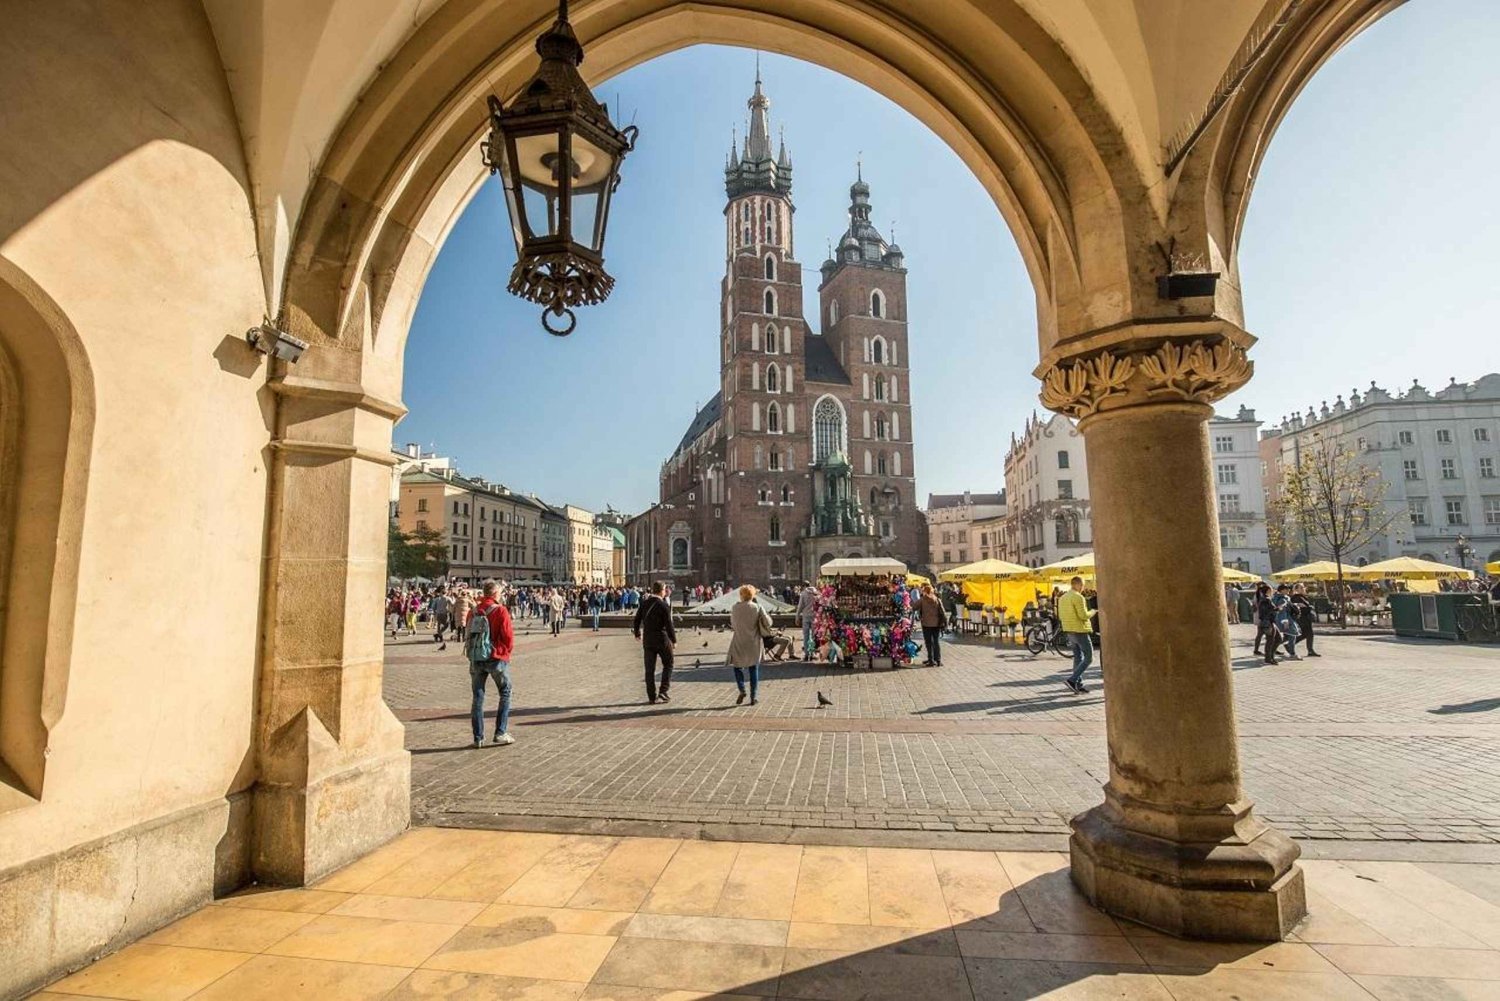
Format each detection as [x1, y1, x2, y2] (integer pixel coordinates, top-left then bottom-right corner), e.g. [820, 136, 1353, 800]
[1431, 697, 1500, 715]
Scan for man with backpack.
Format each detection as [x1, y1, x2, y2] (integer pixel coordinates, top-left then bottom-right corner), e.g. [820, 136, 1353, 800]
[466, 580, 516, 748]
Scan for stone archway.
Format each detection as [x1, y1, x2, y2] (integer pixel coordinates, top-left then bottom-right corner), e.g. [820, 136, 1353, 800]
[254, 0, 1423, 940]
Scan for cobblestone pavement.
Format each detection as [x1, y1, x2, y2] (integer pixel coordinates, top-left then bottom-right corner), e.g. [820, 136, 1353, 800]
[390, 620, 1500, 845]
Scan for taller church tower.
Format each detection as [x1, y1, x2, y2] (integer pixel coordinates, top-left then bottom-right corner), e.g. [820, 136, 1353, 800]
[717, 71, 809, 581]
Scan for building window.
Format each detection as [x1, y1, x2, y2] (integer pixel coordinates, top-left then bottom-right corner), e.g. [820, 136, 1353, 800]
[764, 325, 778, 355]
[416, 498, 428, 513]
[1476, 427, 1491, 443]
[1485, 497, 1500, 526]
[813, 397, 845, 462]
[829, 299, 840, 325]
[769, 515, 782, 542]
[1482, 457, 1495, 478]
[1437, 429, 1453, 443]
[1220, 524, 1248, 548]
[1441, 458, 1457, 480]
[942, 530, 953, 544]
[764, 288, 776, 315]
[1058, 479, 1073, 500]
[766, 402, 781, 433]
[766, 365, 780, 393]
[671, 538, 689, 568]
[416, 519, 428, 531]
[1219, 494, 1241, 514]
[781, 484, 791, 502]
[870, 289, 884, 318]
[1056, 511, 1080, 544]
[1215, 463, 1237, 485]
[1057, 450, 1070, 469]
[874, 375, 887, 401]
[880, 519, 892, 538]
[1214, 435, 1234, 453]
[942, 550, 951, 564]
[452, 501, 460, 514]
[877, 453, 888, 476]
[1446, 499, 1465, 526]
[1403, 460, 1419, 480]
[875, 414, 889, 440]
[1399, 430, 1414, 445]
[872, 338, 884, 364]
[956, 549, 967, 562]
[769, 450, 783, 471]
[957, 530, 967, 542]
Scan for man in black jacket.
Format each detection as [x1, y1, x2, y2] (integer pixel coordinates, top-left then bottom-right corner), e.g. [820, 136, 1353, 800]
[633, 581, 677, 704]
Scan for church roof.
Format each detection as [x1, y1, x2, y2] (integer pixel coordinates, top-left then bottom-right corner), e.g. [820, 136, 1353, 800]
[803, 335, 851, 385]
[725, 68, 792, 199]
[672, 390, 723, 458]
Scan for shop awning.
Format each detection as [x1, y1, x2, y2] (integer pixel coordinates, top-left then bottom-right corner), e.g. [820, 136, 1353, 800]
[820, 557, 908, 577]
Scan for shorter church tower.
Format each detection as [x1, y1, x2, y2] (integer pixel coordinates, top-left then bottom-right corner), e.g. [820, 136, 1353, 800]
[817, 172, 923, 559]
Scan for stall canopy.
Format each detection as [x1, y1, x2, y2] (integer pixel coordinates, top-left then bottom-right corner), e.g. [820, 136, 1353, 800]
[821, 557, 908, 577]
[1347, 557, 1474, 581]
[680, 590, 795, 615]
[1270, 560, 1349, 582]
[1221, 566, 1263, 584]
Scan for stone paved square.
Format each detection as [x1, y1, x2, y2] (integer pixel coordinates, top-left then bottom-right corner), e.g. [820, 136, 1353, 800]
[390, 620, 1500, 846]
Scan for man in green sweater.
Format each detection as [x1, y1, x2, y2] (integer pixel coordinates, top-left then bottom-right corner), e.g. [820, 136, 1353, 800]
[1059, 576, 1096, 694]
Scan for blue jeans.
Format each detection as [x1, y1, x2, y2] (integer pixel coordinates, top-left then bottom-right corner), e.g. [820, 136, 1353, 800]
[801, 618, 814, 658]
[733, 659, 760, 699]
[1067, 633, 1093, 687]
[470, 660, 511, 740]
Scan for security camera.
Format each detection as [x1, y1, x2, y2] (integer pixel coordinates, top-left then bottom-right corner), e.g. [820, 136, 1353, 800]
[246, 323, 309, 363]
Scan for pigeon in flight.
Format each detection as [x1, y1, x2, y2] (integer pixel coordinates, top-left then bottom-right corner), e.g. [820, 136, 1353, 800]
[817, 691, 833, 707]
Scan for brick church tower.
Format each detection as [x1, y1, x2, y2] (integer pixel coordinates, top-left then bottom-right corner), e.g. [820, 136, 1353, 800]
[717, 69, 808, 582]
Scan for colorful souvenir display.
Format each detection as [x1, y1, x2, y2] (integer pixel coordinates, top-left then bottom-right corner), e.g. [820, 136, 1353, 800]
[812, 574, 917, 666]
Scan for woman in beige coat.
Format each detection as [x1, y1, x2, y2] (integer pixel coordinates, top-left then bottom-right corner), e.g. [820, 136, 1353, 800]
[727, 584, 773, 705]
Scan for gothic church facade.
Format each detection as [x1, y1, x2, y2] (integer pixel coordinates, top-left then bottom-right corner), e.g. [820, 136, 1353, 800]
[625, 75, 927, 587]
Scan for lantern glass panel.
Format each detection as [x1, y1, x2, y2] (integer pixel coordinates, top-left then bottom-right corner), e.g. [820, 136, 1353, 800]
[512, 129, 567, 240]
[568, 132, 613, 251]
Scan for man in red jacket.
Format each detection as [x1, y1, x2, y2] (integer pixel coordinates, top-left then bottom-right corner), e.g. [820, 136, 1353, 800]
[468, 581, 516, 748]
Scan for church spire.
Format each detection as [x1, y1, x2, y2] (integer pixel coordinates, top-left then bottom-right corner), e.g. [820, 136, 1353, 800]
[745, 57, 773, 162]
[724, 62, 792, 200]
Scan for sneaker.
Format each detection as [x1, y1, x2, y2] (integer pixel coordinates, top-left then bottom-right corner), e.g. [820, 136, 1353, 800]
[736, 692, 746, 705]
[1074, 683, 1089, 694]
[492, 732, 515, 746]
[1308, 652, 1322, 657]
[472, 737, 483, 748]
[658, 692, 670, 703]
[750, 696, 758, 705]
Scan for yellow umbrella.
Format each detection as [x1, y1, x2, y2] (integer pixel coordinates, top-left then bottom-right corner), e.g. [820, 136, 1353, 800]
[1029, 552, 1096, 582]
[939, 558, 1032, 582]
[905, 572, 931, 587]
[1347, 556, 1474, 581]
[1221, 566, 1262, 584]
[1271, 560, 1349, 582]
[1487, 560, 1499, 575]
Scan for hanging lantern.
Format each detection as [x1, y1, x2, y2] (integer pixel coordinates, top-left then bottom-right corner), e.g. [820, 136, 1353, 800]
[481, 0, 639, 335]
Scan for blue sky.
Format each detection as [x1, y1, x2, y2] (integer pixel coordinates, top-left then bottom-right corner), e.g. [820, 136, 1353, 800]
[400, 2, 1500, 514]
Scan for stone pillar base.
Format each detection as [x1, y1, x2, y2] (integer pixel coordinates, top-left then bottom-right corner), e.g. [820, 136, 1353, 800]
[251, 710, 410, 886]
[1070, 804, 1306, 941]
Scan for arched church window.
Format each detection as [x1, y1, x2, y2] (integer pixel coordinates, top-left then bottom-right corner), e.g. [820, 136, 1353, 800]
[765, 256, 775, 280]
[829, 300, 840, 325]
[764, 325, 777, 355]
[758, 484, 771, 503]
[742, 202, 751, 222]
[764, 288, 776, 315]
[871, 289, 885, 318]
[814, 397, 845, 463]
[872, 338, 885, 364]
[875, 413, 889, 440]
[781, 484, 791, 502]
[743, 225, 751, 245]
[766, 364, 780, 393]
[766, 402, 781, 433]
[874, 375, 886, 401]
[765, 218, 775, 243]
[877, 453, 888, 476]
[893, 451, 902, 476]
[769, 515, 782, 542]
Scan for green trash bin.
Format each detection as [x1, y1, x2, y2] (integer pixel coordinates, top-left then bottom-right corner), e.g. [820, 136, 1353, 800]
[1390, 592, 1476, 641]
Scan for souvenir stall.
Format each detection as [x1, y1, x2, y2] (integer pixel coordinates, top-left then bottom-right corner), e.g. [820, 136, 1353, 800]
[814, 558, 919, 668]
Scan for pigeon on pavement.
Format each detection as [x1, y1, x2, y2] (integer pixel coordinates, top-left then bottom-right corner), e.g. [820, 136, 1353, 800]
[816, 691, 833, 707]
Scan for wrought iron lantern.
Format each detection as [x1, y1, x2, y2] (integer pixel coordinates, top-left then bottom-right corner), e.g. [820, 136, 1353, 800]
[481, 0, 639, 335]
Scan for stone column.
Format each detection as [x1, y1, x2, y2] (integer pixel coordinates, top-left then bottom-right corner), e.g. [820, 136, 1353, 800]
[250, 371, 410, 886]
[1039, 330, 1304, 941]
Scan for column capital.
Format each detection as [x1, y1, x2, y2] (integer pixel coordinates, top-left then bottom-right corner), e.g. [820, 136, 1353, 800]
[1035, 318, 1255, 421]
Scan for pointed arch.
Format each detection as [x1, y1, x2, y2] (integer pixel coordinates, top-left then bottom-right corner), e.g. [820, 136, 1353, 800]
[813, 395, 847, 463]
[870, 288, 885, 317]
[764, 323, 778, 354]
[871, 336, 885, 364]
[764, 288, 776, 315]
[764, 255, 776, 280]
[766, 401, 782, 433]
[766, 363, 780, 393]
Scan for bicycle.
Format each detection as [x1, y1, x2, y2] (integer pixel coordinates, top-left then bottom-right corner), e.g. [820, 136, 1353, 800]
[1024, 618, 1072, 657]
